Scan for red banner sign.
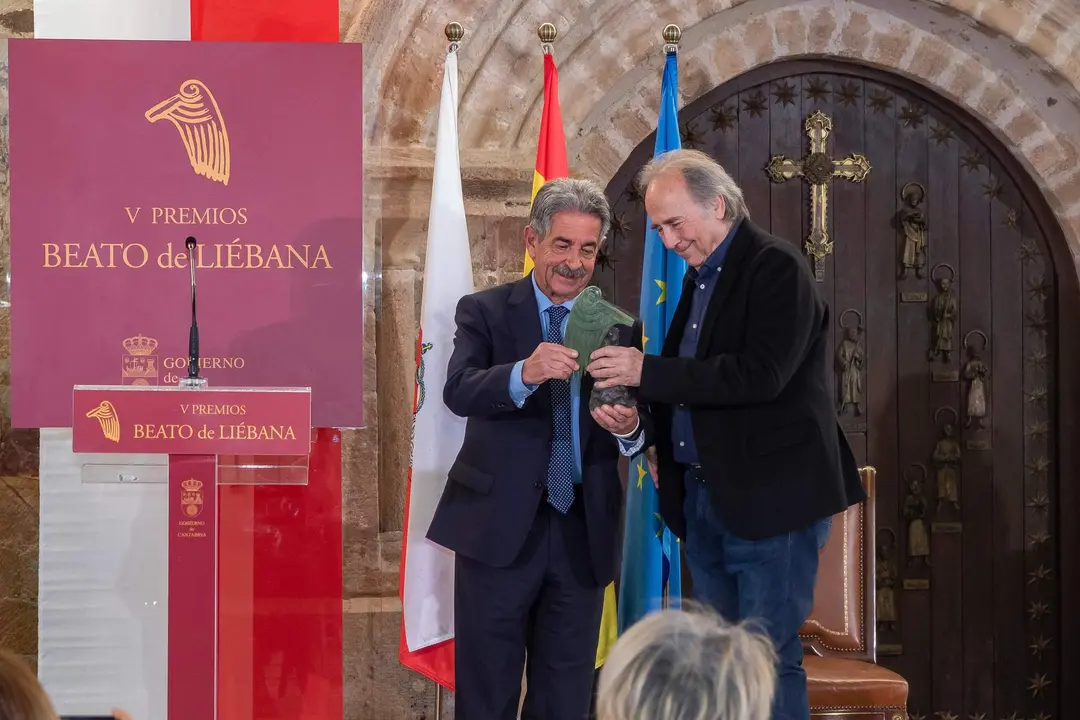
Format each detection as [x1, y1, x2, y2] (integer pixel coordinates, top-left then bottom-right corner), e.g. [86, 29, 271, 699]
[72, 386, 311, 455]
[9, 39, 364, 429]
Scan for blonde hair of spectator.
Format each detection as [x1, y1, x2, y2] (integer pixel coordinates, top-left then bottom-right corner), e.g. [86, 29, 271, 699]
[595, 604, 778, 720]
[0, 649, 59, 720]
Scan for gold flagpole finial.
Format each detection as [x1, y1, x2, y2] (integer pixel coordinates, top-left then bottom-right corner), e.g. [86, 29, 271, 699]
[538, 22, 557, 54]
[445, 21, 464, 50]
[662, 24, 681, 53]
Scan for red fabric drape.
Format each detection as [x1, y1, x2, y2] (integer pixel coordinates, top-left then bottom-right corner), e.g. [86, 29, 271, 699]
[191, 0, 338, 42]
[200, 4, 344, 718]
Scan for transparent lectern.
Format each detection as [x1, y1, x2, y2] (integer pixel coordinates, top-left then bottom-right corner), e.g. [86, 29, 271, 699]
[67, 383, 342, 720]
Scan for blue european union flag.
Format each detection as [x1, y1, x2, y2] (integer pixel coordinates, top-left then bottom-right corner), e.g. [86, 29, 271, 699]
[617, 49, 685, 633]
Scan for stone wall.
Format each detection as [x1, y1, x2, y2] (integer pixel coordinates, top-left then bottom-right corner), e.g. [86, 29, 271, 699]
[0, 0, 1077, 717]
[0, 0, 38, 677]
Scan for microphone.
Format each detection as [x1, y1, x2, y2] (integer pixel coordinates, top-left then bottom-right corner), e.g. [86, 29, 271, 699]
[186, 236, 200, 381]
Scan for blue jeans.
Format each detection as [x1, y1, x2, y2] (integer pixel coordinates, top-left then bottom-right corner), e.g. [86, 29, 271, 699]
[683, 472, 831, 720]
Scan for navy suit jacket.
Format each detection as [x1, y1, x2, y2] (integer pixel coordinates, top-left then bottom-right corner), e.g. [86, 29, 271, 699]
[426, 275, 644, 586]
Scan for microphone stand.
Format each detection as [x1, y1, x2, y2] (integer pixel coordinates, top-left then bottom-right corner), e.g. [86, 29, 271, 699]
[180, 236, 207, 388]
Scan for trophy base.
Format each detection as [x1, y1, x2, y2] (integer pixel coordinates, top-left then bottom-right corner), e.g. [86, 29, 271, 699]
[589, 383, 636, 411]
[178, 377, 209, 389]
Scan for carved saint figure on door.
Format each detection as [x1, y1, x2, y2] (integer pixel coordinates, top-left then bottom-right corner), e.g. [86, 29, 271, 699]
[903, 465, 931, 565]
[876, 529, 898, 630]
[929, 265, 957, 362]
[899, 182, 927, 279]
[962, 330, 990, 429]
[932, 408, 962, 511]
[835, 311, 864, 417]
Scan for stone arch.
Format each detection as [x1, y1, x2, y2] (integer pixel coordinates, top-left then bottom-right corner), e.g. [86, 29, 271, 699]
[356, 0, 1080, 258]
[569, 0, 1080, 264]
[357, 0, 1080, 147]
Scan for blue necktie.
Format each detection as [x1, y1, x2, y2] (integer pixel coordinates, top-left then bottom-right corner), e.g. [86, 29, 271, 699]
[545, 305, 574, 513]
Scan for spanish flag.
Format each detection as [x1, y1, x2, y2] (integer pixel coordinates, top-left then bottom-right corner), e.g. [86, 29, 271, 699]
[523, 52, 570, 275]
[524, 48, 619, 672]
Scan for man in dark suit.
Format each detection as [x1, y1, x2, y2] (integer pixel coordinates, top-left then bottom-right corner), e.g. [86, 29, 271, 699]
[427, 177, 647, 720]
[587, 149, 865, 720]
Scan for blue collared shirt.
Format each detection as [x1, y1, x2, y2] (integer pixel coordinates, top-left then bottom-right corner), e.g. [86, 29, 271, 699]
[509, 274, 646, 481]
[673, 219, 741, 464]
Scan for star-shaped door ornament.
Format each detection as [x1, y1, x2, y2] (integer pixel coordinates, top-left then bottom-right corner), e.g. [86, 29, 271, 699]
[711, 104, 736, 132]
[772, 81, 796, 107]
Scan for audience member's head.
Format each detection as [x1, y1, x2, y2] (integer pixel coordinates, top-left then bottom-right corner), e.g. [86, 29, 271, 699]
[0, 649, 57, 720]
[596, 604, 778, 720]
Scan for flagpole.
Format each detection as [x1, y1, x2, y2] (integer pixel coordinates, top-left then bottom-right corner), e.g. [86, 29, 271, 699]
[446, 19, 463, 52]
[428, 24, 463, 718]
[662, 22, 681, 53]
[538, 21, 556, 54]
[656, 22, 682, 608]
[431, 0, 461, 689]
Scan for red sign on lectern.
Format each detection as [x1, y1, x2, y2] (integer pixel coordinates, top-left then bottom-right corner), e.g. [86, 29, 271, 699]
[71, 384, 313, 720]
[72, 385, 311, 455]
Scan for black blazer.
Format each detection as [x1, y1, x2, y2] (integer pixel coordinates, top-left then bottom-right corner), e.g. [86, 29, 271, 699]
[426, 275, 640, 586]
[638, 219, 865, 541]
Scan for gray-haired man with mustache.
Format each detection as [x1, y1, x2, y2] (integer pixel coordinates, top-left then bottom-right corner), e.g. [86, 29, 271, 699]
[427, 177, 650, 720]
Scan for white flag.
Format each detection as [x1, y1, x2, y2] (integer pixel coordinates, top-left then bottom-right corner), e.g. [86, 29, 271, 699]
[399, 46, 472, 672]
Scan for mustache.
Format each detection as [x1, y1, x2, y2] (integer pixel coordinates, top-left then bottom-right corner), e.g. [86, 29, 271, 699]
[552, 263, 587, 279]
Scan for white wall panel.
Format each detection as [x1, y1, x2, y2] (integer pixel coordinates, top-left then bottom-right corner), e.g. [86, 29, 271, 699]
[39, 429, 169, 720]
[33, 0, 191, 40]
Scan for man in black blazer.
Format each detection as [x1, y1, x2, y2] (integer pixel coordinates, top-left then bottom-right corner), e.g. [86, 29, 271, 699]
[587, 149, 865, 720]
[427, 177, 647, 720]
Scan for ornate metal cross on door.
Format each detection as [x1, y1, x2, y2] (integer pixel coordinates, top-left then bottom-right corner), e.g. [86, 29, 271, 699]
[765, 110, 871, 281]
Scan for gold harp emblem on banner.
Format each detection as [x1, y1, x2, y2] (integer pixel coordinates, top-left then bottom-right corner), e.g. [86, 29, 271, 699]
[85, 400, 121, 442]
[145, 79, 231, 186]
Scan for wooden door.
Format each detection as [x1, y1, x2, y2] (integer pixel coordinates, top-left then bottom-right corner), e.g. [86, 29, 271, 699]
[600, 59, 1078, 720]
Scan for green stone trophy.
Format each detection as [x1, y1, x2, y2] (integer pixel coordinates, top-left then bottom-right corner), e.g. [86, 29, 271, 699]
[563, 286, 642, 410]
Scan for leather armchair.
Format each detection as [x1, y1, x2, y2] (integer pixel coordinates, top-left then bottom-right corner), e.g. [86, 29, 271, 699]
[799, 467, 909, 720]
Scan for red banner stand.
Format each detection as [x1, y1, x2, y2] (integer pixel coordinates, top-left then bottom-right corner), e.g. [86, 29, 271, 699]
[72, 384, 312, 720]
